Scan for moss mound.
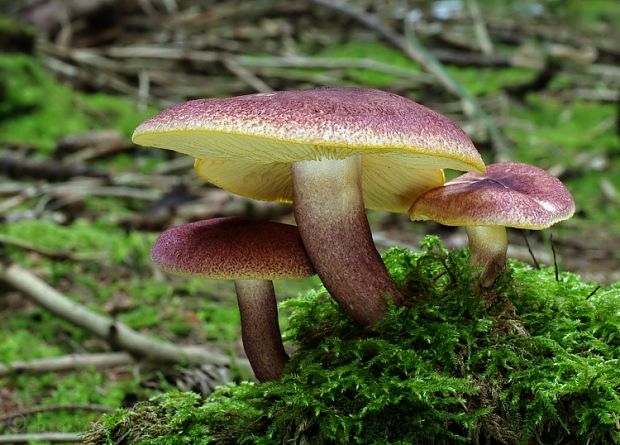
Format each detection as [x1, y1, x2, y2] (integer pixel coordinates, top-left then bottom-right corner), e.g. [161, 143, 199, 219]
[84, 237, 620, 444]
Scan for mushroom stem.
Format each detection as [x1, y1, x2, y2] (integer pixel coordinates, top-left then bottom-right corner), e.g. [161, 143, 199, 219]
[234, 279, 289, 381]
[465, 225, 508, 287]
[292, 156, 403, 327]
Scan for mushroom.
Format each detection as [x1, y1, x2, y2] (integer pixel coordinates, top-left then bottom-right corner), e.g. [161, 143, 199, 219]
[409, 162, 575, 286]
[133, 87, 485, 326]
[151, 216, 314, 381]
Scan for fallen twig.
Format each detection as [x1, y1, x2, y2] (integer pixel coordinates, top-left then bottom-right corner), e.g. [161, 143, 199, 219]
[0, 433, 81, 444]
[120, 190, 291, 231]
[0, 353, 134, 377]
[429, 49, 509, 67]
[573, 88, 619, 103]
[152, 156, 195, 175]
[54, 185, 162, 202]
[233, 55, 435, 83]
[0, 154, 108, 182]
[487, 18, 617, 61]
[0, 262, 250, 370]
[55, 130, 133, 163]
[0, 235, 102, 263]
[0, 189, 36, 214]
[466, 0, 494, 55]
[64, 45, 437, 85]
[0, 174, 183, 220]
[222, 56, 273, 93]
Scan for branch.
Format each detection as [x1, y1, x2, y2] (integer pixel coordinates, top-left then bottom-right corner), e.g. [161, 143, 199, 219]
[0, 154, 108, 182]
[0, 352, 133, 377]
[0, 262, 250, 370]
[0, 234, 103, 263]
[221, 56, 273, 93]
[466, 0, 494, 55]
[0, 433, 81, 444]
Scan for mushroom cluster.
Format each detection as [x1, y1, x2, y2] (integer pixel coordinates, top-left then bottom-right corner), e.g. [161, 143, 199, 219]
[134, 87, 485, 327]
[134, 87, 574, 381]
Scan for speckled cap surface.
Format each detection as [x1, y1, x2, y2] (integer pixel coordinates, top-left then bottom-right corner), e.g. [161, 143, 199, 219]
[133, 87, 485, 213]
[152, 217, 315, 280]
[409, 162, 575, 229]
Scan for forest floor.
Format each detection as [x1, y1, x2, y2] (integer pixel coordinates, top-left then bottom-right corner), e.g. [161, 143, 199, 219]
[0, 0, 618, 441]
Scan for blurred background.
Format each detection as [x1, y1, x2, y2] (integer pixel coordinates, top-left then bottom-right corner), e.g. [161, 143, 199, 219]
[0, 0, 619, 439]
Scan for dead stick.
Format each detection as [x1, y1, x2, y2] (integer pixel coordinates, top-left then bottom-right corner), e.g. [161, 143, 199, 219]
[229, 55, 434, 82]
[222, 56, 273, 93]
[0, 433, 81, 444]
[0, 155, 107, 182]
[0, 262, 249, 370]
[99, 45, 436, 82]
[0, 235, 102, 262]
[466, 0, 494, 55]
[0, 352, 134, 377]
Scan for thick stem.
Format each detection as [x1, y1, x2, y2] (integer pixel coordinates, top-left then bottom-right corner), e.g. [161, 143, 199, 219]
[291, 156, 403, 327]
[234, 279, 289, 381]
[465, 225, 508, 287]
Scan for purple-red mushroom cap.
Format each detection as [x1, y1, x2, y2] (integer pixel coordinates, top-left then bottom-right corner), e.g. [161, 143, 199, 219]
[151, 217, 315, 280]
[133, 87, 485, 213]
[409, 162, 575, 229]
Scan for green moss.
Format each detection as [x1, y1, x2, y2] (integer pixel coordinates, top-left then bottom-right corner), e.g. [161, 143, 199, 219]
[0, 54, 153, 153]
[318, 41, 422, 87]
[504, 95, 620, 228]
[448, 65, 535, 96]
[316, 41, 534, 93]
[562, 0, 620, 30]
[0, 219, 155, 267]
[0, 330, 64, 362]
[3, 371, 148, 435]
[84, 237, 620, 444]
[0, 308, 92, 362]
[507, 96, 617, 160]
[197, 302, 242, 342]
[24, 373, 125, 431]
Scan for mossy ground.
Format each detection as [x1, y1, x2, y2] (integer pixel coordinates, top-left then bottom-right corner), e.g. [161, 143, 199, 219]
[85, 238, 620, 445]
[1, 4, 619, 439]
[0, 54, 153, 155]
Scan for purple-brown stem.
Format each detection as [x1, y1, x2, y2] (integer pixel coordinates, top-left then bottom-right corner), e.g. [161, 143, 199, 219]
[234, 279, 289, 382]
[292, 156, 403, 327]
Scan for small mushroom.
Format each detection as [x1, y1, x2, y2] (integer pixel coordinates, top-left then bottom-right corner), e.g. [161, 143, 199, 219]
[133, 87, 485, 326]
[151, 216, 314, 381]
[409, 162, 575, 286]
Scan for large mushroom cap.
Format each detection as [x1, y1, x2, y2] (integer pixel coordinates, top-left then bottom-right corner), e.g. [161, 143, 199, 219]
[152, 217, 315, 280]
[133, 87, 485, 213]
[409, 162, 575, 229]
